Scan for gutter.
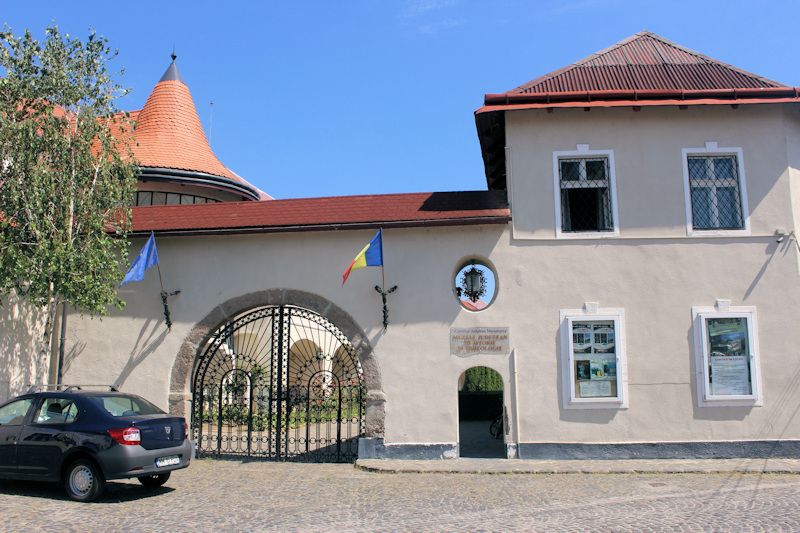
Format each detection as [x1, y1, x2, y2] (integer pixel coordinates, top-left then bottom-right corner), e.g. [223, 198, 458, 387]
[483, 87, 800, 106]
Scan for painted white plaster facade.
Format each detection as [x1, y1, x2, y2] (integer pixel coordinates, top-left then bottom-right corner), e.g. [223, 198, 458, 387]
[60, 141, 800, 451]
[4, 72, 800, 460]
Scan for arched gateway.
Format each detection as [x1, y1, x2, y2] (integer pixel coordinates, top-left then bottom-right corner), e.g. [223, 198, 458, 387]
[169, 289, 384, 463]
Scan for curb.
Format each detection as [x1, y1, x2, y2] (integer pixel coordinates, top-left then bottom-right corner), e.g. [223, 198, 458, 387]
[354, 461, 800, 475]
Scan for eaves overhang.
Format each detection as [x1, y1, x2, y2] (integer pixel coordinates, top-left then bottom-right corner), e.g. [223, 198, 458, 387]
[138, 166, 262, 201]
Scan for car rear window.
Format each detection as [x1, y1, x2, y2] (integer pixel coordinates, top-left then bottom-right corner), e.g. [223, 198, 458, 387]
[89, 395, 165, 417]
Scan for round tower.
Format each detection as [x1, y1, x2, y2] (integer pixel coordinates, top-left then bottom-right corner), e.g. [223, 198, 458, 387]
[130, 56, 267, 205]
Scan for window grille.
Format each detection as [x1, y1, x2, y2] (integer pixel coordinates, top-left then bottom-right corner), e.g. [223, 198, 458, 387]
[687, 156, 743, 230]
[559, 157, 614, 232]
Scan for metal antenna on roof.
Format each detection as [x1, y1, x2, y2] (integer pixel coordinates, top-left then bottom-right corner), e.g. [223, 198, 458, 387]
[208, 100, 214, 144]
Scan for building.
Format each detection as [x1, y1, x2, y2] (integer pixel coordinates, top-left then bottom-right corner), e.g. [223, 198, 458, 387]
[4, 31, 800, 461]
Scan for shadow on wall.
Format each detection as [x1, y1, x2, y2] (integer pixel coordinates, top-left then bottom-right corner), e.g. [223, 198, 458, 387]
[0, 294, 50, 401]
[59, 316, 167, 391]
[113, 318, 167, 389]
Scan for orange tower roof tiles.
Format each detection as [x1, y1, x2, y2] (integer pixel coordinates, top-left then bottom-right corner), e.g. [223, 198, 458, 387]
[126, 59, 265, 199]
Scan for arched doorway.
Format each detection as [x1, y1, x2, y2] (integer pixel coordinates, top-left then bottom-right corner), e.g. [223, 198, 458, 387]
[458, 366, 505, 458]
[192, 304, 365, 462]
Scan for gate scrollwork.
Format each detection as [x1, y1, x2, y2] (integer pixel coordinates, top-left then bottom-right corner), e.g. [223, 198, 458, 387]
[191, 305, 365, 462]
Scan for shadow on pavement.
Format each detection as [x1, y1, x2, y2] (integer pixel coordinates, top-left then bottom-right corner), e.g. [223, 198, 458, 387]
[0, 479, 174, 503]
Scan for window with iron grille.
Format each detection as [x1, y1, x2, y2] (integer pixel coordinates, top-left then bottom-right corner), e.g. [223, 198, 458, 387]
[558, 157, 614, 232]
[687, 155, 743, 230]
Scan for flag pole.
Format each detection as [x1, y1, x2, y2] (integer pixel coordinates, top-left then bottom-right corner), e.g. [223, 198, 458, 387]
[156, 262, 166, 295]
[380, 227, 385, 292]
[373, 227, 396, 331]
[152, 235, 179, 331]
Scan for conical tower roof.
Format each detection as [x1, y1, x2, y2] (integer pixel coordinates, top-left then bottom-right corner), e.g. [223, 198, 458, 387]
[129, 57, 264, 200]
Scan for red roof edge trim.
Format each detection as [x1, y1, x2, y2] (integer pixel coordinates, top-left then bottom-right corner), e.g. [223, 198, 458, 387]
[475, 96, 800, 114]
[484, 87, 800, 106]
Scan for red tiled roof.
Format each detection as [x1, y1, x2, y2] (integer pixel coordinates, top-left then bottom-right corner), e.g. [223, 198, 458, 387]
[460, 299, 488, 311]
[132, 79, 241, 181]
[130, 191, 510, 235]
[479, 31, 799, 110]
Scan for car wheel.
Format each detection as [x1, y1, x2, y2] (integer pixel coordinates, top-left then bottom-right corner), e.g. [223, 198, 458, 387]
[138, 472, 171, 488]
[64, 459, 105, 502]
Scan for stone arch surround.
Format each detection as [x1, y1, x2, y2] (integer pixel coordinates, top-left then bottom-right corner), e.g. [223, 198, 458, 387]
[168, 288, 386, 438]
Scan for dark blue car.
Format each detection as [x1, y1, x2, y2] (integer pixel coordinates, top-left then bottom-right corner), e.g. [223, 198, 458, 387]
[0, 386, 191, 501]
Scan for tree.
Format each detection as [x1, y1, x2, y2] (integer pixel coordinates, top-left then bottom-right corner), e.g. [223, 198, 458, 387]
[462, 367, 503, 392]
[0, 26, 138, 378]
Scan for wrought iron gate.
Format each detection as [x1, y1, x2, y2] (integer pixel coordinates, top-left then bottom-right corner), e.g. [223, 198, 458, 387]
[191, 305, 365, 462]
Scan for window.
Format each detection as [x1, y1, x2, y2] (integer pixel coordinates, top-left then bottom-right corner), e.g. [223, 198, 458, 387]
[34, 397, 79, 425]
[134, 191, 220, 206]
[89, 395, 165, 417]
[453, 259, 498, 311]
[559, 158, 613, 232]
[0, 398, 34, 425]
[553, 147, 619, 238]
[688, 156, 743, 229]
[682, 144, 750, 236]
[692, 305, 761, 406]
[560, 306, 627, 408]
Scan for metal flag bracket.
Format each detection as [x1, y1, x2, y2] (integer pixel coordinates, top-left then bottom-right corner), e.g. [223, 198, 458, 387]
[374, 285, 398, 330]
[160, 289, 181, 331]
[155, 258, 180, 331]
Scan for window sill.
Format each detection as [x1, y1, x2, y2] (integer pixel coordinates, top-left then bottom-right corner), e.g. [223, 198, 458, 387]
[556, 230, 620, 240]
[699, 396, 762, 408]
[564, 398, 628, 410]
[686, 228, 751, 238]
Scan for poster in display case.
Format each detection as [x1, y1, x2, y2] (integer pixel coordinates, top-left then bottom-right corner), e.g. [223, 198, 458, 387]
[572, 321, 617, 399]
[706, 317, 751, 396]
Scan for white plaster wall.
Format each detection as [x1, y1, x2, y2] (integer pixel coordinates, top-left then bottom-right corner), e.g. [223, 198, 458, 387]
[0, 293, 52, 401]
[506, 104, 793, 240]
[62, 221, 800, 446]
[784, 108, 800, 272]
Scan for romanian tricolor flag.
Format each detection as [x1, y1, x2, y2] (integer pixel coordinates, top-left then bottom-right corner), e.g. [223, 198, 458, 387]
[342, 229, 383, 285]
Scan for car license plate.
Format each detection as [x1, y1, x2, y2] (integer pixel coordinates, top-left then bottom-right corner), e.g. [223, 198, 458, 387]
[155, 455, 180, 468]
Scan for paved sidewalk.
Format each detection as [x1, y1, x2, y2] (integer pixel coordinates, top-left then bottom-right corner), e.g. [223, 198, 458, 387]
[356, 457, 800, 474]
[3, 460, 800, 531]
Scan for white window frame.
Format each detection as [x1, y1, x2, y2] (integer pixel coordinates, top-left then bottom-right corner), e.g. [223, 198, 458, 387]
[559, 306, 628, 409]
[681, 142, 750, 237]
[552, 145, 620, 239]
[692, 304, 762, 407]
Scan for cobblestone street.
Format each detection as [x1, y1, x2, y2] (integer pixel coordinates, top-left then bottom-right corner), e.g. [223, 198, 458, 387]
[1, 459, 799, 532]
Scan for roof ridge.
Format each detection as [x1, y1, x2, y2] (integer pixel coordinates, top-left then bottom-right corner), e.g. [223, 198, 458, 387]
[509, 31, 651, 93]
[509, 31, 787, 94]
[640, 31, 786, 87]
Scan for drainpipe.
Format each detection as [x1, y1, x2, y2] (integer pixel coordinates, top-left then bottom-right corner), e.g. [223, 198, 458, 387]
[56, 301, 68, 385]
[512, 348, 521, 454]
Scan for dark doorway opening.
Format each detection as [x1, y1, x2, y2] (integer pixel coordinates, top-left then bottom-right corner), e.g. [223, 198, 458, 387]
[457, 366, 505, 458]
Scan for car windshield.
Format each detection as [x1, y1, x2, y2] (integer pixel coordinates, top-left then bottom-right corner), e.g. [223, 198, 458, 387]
[89, 395, 165, 417]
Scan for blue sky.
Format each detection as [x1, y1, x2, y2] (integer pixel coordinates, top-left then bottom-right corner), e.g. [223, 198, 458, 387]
[3, 0, 798, 199]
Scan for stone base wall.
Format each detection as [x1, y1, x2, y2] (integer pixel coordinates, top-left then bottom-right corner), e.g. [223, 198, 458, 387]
[517, 441, 800, 460]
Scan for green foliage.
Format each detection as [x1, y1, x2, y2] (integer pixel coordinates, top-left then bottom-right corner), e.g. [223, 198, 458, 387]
[0, 26, 138, 318]
[461, 366, 503, 392]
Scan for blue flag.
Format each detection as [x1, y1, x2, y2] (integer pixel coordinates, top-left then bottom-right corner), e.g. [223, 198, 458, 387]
[121, 232, 159, 286]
